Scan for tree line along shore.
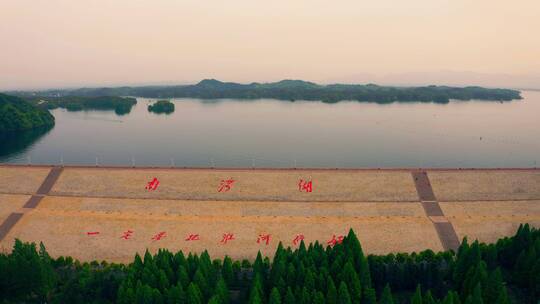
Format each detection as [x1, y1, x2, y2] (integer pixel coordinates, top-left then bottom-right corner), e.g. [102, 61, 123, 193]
[0, 224, 538, 303]
[0, 80, 522, 135]
[10, 79, 521, 104]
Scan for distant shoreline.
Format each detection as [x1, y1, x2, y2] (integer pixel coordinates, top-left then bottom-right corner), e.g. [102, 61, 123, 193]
[7, 79, 522, 104]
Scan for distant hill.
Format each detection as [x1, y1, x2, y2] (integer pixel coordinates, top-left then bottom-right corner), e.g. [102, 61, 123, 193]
[0, 93, 55, 134]
[9, 79, 522, 104]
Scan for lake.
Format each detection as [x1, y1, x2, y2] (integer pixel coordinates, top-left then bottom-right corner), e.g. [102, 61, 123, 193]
[2, 91, 540, 168]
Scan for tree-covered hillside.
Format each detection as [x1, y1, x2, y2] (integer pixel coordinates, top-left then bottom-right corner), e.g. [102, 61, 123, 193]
[0, 93, 55, 133]
[0, 224, 538, 303]
[10, 79, 522, 104]
[25, 96, 137, 115]
[148, 100, 175, 114]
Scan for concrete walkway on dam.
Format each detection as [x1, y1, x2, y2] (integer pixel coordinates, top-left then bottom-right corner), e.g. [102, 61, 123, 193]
[0, 165, 539, 263]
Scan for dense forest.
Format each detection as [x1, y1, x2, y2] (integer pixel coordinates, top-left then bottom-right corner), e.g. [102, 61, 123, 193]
[24, 96, 137, 115]
[0, 93, 55, 134]
[0, 224, 538, 303]
[9, 79, 522, 104]
[148, 100, 175, 114]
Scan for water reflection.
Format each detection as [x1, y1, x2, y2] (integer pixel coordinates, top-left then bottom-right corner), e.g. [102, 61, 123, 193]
[0, 126, 53, 161]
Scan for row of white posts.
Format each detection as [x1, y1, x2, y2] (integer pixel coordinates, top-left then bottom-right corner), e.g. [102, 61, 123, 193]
[25, 155, 304, 169]
[24, 155, 538, 169]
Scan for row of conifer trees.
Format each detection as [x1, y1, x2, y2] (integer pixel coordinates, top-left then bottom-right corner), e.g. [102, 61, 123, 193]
[0, 224, 538, 303]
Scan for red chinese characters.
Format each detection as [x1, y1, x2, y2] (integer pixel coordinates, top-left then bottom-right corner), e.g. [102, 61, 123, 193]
[327, 235, 344, 247]
[120, 230, 134, 240]
[221, 233, 235, 244]
[145, 177, 160, 191]
[257, 234, 271, 245]
[86, 231, 100, 236]
[185, 234, 200, 241]
[218, 178, 236, 192]
[152, 231, 167, 241]
[298, 179, 313, 193]
[293, 234, 305, 246]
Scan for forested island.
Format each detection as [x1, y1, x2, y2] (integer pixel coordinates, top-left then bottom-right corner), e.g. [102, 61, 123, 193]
[148, 100, 175, 114]
[10, 79, 522, 104]
[0, 224, 538, 303]
[0, 93, 55, 134]
[25, 96, 137, 115]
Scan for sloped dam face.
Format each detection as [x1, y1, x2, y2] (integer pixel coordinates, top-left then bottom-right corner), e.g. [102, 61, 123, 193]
[1, 165, 539, 262]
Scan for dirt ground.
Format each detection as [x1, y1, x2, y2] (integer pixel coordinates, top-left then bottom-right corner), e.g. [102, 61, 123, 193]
[0, 167, 51, 194]
[50, 168, 418, 202]
[1, 196, 440, 262]
[440, 201, 540, 243]
[429, 171, 540, 201]
[0, 194, 29, 222]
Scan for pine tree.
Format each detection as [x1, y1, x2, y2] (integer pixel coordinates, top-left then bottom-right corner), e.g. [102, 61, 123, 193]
[152, 288, 164, 304]
[117, 280, 136, 304]
[286, 263, 296, 287]
[341, 261, 361, 304]
[338, 282, 352, 304]
[284, 287, 296, 304]
[327, 277, 338, 304]
[143, 249, 153, 265]
[136, 284, 154, 304]
[165, 284, 185, 304]
[250, 288, 263, 304]
[187, 282, 202, 304]
[423, 290, 436, 304]
[379, 284, 394, 304]
[461, 260, 487, 298]
[249, 273, 265, 304]
[313, 291, 326, 304]
[470, 284, 483, 304]
[454, 238, 482, 287]
[133, 253, 144, 274]
[193, 268, 209, 300]
[362, 287, 376, 304]
[514, 246, 536, 286]
[269, 287, 282, 304]
[483, 268, 504, 303]
[495, 285, 510, 304]
[177, 265, 190, 289]
[253, 251, 264, 275]
[37, 242, 57, 302]
[531, 258, 540, 300]
[208, 295, 221, 304]
[215, 277, 229, 304]
[300, 287, 311, 304]
[124, 286, 136, 304]
[358, 256, 372, 300]
[222, 256, 234, 286]
[270, 258, 286, 288]
[158, 270, 170, 291]
[441, 292, 454, 304]
[304, 269, 316, 291]
[411, 285, 422, 304]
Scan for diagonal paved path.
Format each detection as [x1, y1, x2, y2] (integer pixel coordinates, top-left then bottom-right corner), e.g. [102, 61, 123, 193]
[0, 166, 63, 242]
[37, 166, 64, 195]
[0, 213, 23, 242]
[412, 170, 460, 251]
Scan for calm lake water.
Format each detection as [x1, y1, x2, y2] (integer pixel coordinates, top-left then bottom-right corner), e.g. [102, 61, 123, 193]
[2, 91, 540, 168]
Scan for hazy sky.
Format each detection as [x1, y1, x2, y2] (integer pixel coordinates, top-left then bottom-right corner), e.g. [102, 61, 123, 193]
[1, 0, 539, 90]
